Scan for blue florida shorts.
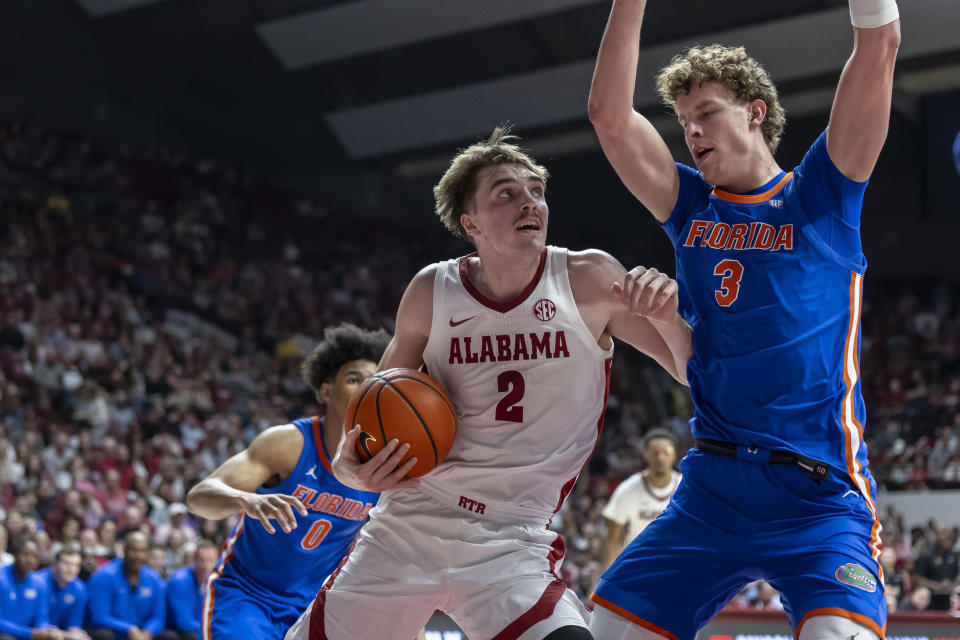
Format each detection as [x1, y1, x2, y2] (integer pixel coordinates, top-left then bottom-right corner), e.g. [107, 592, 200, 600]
[591, 449, 886, 640]
[203, 575, 306, 640]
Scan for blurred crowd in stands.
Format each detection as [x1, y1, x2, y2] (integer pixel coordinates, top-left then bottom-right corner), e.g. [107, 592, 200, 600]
[0, 119, 958, 633]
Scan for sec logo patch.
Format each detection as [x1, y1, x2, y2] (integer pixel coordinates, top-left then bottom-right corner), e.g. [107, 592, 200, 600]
[533, 298, 556, 321]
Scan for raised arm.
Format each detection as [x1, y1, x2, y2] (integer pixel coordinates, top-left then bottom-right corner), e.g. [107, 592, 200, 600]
[185, 425, 308, 534]
[332, 265, 435, 492]
[589, 0, 679, 222]
[826, 1, 901, 181]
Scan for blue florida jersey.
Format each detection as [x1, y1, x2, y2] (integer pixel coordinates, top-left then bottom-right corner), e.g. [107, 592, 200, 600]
[663, 132, 877, 503]
[209, 417, 379, 609]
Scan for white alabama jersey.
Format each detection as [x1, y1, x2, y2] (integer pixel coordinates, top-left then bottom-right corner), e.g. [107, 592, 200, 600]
[601, 470, 681, 548]
[420, 246, 613, 525]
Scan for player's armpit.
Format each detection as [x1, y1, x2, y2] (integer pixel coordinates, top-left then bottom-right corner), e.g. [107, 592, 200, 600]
[379, 265, 435, 371]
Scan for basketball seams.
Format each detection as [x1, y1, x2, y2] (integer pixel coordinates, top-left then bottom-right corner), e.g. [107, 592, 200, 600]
[348, 368, 456, 475]
[383, 374, 457, 424]
[377, 380, 440, 465]
[373, 382, 389, 447]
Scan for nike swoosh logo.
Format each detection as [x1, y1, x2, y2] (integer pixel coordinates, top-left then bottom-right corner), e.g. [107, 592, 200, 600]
[449, 315, 477, 327]
[357, 432, 378, 458]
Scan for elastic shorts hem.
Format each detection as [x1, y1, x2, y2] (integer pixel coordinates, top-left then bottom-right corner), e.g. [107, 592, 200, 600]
[589, 594, 682, 640]
[793, 607, 886, 640]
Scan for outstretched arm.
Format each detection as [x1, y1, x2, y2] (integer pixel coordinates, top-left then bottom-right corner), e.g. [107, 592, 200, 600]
[185, 425, 308, 534]
[826, 0, 901, 181]
[589, 0, 679, 222]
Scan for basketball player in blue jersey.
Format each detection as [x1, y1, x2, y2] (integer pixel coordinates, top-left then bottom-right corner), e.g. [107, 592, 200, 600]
[185, 323, 390, 640]
[587, 1, 900, 639]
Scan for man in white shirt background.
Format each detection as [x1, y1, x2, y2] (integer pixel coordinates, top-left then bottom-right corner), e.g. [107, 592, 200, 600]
[601, 428, 681, 570]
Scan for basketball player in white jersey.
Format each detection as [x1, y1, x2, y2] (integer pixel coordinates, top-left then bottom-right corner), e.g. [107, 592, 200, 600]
[285, 127, 694, 640]
[600, 429, 680, 570]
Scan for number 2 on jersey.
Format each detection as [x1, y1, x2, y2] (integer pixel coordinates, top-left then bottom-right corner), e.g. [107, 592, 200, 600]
[495, 370, 524, 423]
[713, 259, 744, 307]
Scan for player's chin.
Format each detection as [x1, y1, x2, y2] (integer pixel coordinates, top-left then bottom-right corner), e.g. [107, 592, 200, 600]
[515, 230, 547, 248]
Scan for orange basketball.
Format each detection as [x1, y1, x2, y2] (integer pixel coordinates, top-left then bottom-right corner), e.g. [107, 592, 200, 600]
[344, 368, 457, 478]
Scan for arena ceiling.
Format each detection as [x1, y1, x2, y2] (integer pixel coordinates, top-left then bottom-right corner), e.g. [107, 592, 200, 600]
[1, 0, 959, 181]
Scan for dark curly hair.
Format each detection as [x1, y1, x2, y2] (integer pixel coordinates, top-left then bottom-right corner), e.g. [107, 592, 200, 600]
[300, 323, 391, 393]
[656, 44, 786, 154]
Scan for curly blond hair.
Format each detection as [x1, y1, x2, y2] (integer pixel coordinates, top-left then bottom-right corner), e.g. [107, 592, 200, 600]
[433, 126, 548, 241]
[656, 44, 786, 154]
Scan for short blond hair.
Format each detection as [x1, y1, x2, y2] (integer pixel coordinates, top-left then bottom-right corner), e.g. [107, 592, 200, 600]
[433, 126, 549, 241]
[656, 44, 786, 154]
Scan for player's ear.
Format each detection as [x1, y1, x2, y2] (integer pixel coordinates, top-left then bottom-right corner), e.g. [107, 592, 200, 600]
[460, 212, 480, 238]
[748, 99, 767, 130]
[318, 381, 333, 405]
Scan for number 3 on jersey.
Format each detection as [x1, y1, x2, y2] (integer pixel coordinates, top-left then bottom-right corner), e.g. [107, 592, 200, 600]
[496, 370, 524, 423]
[714, 259, 744, 307]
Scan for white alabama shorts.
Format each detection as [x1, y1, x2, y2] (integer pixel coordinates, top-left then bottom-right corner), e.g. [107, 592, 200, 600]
[285, 487, 589, 640]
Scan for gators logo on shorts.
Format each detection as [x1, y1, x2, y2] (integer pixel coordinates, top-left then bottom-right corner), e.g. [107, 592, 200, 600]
[835, 563, 877, 592]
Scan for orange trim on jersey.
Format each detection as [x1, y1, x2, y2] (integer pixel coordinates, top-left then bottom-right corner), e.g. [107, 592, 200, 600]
[589, 595, 681, 640]
[793, 607, 885, 640]
[202, 515, 245, 640]
[711, 172, 793, 203]
[839, 273, 884, 578]
[312, 416, 334, 476]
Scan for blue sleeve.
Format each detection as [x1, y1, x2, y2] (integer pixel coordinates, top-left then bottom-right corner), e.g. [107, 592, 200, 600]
[143, 577, 166, 636]
[0, 585, 33, 639]
[793, 131, 868, 260]
[87, 571, 133, 633]
[0, 618, 33, 639]
[34, 578, 51, 628]
[68, 583, 88, 629]
[166, 572, 200, 633]
[661, 163, 711, 247]
[0, 606, 32, 639]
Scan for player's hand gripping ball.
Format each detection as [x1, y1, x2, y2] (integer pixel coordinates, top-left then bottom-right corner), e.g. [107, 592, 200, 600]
[344, 368, 457, 478]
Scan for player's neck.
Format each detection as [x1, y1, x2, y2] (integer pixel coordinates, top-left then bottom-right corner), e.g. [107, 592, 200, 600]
[322, 410, 345, 460]
[645, 470, 673, 488]
[471, 247, 543, 303]
[717, 149, 782, 195]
